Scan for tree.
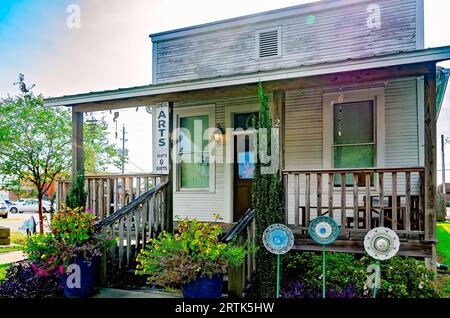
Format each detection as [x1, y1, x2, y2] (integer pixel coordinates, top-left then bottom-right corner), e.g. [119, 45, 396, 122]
[252, 82, 285, 297]
[0, 75, 72, 233]
[83, 117, 123, 174]
[65, 169, 88, 210]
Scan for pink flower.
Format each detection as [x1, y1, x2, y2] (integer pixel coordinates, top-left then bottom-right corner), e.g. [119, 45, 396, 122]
[59, 266, 64, 274]
[49, 256, 54, 263]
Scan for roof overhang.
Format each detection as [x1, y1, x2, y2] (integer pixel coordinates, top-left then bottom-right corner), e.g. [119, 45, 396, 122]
[44, 46, 450, 109]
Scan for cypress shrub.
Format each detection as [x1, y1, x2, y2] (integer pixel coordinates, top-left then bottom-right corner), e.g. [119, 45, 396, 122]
[252, 82, 285, 297]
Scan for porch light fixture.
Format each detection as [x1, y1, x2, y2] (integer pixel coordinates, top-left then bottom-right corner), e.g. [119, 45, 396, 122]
[213, 124, 224, 143]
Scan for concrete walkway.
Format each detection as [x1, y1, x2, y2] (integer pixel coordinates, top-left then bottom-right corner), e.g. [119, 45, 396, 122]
[92, 287, 181, 298]
[0, 251, 26, 265]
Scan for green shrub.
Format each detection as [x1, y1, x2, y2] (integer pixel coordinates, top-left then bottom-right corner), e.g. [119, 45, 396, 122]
[436, 194, 447, 222]
[65, 170, 88, 210]
[135, 218, 253, 288]
[284, 251, 441, 298]
[284, 252, 367, 295]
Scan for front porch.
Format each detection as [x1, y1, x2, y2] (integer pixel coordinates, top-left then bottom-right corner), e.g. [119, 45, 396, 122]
[284, 167, 432, 257]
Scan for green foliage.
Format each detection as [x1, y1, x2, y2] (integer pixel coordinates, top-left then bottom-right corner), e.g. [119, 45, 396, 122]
[436, 194, 447, 222]
[0, 81, 72, 233]
[0, 90, 71, 212]
[284, 252, 441, 298]
[19, 206, 115, 270]
[285, 252, 367, 294]
[83, 118, 123, 174]
[251, 82, 285, 297]
[135, 218, 253, 288]
[65, 170, 88, 210]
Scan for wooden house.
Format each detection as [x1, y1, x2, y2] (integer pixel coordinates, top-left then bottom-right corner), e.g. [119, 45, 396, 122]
[46, 0, 450, 277]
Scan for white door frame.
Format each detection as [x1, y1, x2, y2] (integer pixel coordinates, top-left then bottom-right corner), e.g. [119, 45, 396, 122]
[224, 104, 260, 223]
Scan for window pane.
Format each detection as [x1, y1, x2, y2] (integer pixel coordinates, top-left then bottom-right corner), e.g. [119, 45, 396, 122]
[334, 145, 374, 185]
[179, 115, 209, 189]
[333, 101, 373, 145]
[334, 145, 374, 168]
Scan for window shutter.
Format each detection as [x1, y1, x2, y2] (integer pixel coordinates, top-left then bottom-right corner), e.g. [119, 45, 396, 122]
[257, 28, 280, 58]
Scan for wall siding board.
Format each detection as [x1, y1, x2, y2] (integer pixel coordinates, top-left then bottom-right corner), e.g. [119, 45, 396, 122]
[284, 77, 420, 223]
[154, 0, 418, 84]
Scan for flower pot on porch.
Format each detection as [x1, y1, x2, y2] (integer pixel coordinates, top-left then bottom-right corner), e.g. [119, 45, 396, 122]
[181, 274, 223, 298]
[61, 256, 97, 298]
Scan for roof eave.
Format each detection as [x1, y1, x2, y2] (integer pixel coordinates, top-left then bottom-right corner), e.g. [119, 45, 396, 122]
[44, 46, 450, 108]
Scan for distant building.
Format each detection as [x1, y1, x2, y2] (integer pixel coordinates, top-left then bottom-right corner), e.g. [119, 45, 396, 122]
[438, 183, 450, 202]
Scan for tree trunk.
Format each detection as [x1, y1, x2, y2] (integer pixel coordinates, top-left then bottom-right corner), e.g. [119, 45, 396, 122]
[37, 193, 44, 234]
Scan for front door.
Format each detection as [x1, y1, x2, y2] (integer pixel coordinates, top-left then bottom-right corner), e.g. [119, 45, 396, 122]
[233, 112, 258, 221]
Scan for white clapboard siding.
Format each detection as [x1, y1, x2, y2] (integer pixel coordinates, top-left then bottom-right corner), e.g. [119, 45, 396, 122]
[284, 77, 420, 222]
[172, 95, 260, 222]
[154, 0, 418, 84]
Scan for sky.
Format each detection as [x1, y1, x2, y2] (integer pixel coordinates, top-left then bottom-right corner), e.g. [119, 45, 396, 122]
[0, 0, 450, 178]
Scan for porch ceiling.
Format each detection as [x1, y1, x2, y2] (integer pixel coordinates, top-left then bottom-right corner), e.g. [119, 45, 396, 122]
[44, 46, 450, 113]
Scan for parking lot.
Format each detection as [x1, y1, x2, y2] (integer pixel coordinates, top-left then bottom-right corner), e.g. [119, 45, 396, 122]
[0, 212, 51, 233]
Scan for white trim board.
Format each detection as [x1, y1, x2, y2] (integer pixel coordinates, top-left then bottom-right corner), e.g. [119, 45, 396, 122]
[224, 103, 261, 223]
[173, 104, 216, 194]
[322, 87, 386, 170]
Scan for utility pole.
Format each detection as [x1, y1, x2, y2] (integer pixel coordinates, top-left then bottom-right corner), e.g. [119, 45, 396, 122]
[121, 124, 126, 174]
[442, 135, 446, 195]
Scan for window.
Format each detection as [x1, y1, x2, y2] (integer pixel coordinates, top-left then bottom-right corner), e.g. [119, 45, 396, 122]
[333, 101, 375, 185]
[175, 105, 216, 192]
[179, 115, 209, 189]
[256, 27, 281, 59]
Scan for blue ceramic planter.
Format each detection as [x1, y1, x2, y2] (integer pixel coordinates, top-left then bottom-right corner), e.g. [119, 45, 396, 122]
[181, 274, 223, 298]
[61, 256, 97, 298]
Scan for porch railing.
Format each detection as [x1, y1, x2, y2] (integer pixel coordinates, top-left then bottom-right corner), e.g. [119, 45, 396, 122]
[283, 167, 425, 239]
[56, 173, 166, 219]
[222, 208, 256, 297]
[96, 180, 169, 277]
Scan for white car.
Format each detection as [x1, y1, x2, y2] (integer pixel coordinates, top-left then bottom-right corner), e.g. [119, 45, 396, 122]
[8, 199, 53, 214]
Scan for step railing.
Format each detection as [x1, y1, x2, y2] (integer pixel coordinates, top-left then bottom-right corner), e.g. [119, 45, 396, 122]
[95, 180, 169, 278]
[56, 173, 166, 219]
[222, 208, 256, 297]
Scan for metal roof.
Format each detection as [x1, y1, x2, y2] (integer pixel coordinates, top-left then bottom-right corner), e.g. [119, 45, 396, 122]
[44, 45, 450, 108]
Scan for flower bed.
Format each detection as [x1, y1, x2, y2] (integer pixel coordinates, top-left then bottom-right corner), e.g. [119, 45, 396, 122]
[282, 252, 441, 298]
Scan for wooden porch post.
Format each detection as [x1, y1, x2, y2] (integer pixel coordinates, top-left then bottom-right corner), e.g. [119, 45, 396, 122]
[72, 108, 83, 181]
[166, 102, 174, 232]
[424, 63, 437, 271]
[272, 90, 285, 176]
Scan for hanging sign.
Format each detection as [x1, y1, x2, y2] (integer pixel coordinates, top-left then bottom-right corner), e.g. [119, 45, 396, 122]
[153, 102, 169, 175]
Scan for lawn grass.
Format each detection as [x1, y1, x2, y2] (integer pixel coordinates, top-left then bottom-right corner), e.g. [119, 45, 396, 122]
[437, 223, 450, 295]
[0, 246, 20, 254]
[10, 231, 26, 244]
[0, 263, 12, 281]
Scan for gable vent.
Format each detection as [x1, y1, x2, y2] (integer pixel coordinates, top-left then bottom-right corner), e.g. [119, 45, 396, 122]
[257, 28, 281, 58]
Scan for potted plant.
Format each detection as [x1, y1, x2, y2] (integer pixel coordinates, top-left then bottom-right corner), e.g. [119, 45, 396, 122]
[135, 217, 253, 298]
[19, 206, 115, 298]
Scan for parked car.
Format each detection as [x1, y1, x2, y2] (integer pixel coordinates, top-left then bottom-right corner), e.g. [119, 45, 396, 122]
[0, 201, 8, 218]
[8, 199, 53, 214]
[3, 199, 14, 206]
